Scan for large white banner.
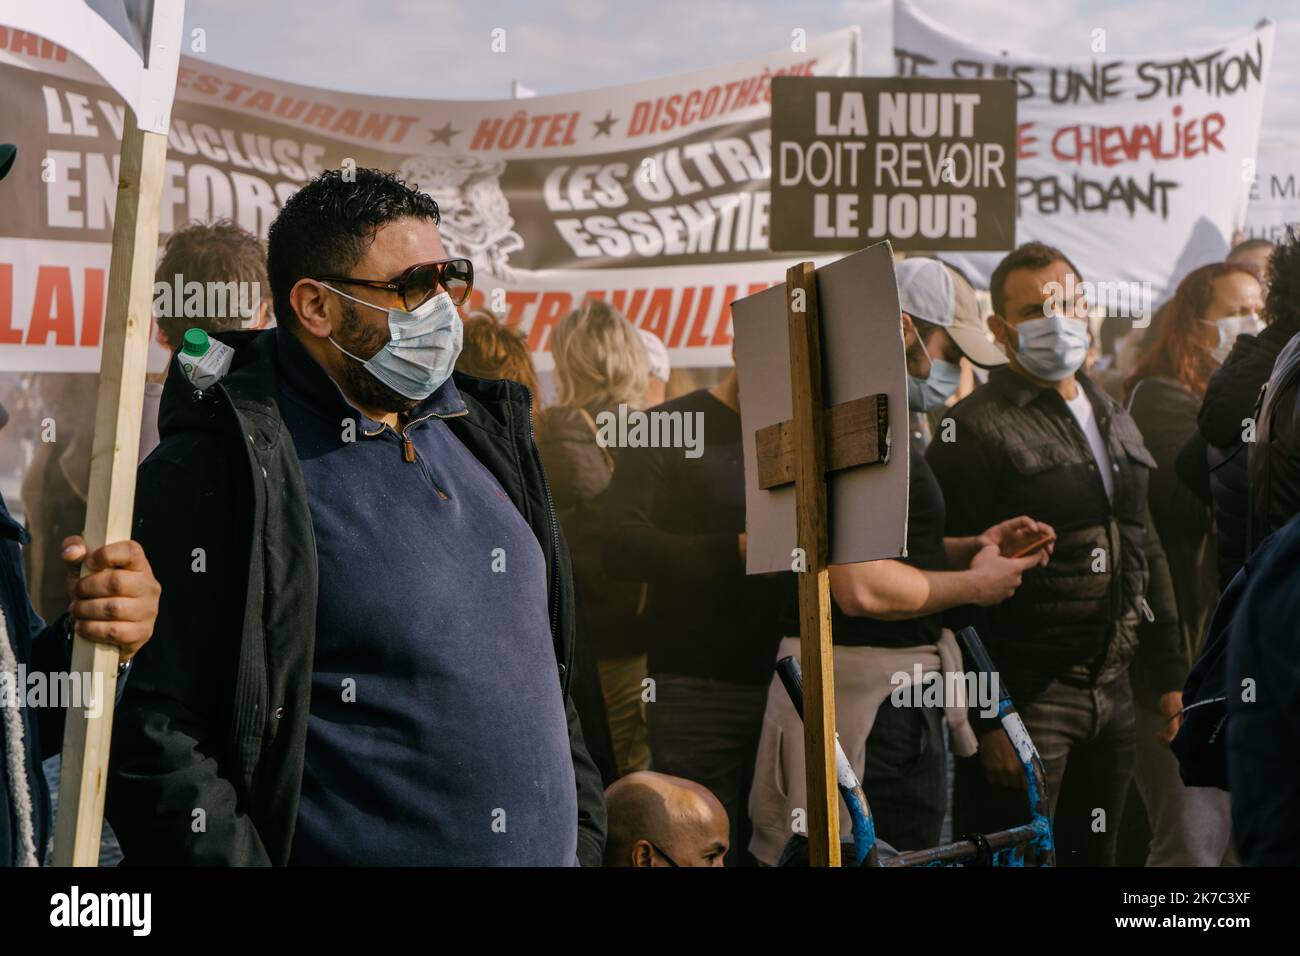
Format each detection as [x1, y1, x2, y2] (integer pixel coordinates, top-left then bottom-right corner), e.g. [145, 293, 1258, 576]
[1244, 142, 1300, 244]
[894, 0, 1274, 305]
[0, 25, 857, 373]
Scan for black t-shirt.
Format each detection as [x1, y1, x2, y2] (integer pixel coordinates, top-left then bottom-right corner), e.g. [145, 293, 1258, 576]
[785, 442, 948, 648]
[601, 388, 792, 685]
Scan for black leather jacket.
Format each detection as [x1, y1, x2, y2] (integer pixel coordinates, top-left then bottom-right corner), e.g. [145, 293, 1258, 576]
[927, 368, 1186, 710]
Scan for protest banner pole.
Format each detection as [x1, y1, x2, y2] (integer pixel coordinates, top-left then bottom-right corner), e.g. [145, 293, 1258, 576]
[52, 109, 168, 867]
[785, 261, 841, 867]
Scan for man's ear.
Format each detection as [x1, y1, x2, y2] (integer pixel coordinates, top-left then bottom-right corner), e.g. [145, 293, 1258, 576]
[291, 279, 334, 340]
[154, 322, 170, 351]
[255, 298, 272, 329]
[902, 312, 931, 379]
[630, 840, 655, 868]
[988, 313, 1012, 353]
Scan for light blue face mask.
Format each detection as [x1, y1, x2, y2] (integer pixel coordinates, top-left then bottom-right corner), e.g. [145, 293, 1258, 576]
[323, 285, 463, 401]
[1008, 313, 1089, 382]
[907, 357, 962, 412]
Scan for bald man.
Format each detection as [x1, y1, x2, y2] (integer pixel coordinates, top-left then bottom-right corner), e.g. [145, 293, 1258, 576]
[603, 772, 729, 867]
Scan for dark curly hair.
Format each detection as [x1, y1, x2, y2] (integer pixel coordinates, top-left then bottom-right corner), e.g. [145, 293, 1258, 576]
[267, 167, 440, 328]
[1264, 226, 1300, 336]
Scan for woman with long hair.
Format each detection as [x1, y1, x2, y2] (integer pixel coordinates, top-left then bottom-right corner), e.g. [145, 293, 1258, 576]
[1124, 261, 1263, 867]
[537, 300, 651, 781]
[1126, 263, 1263, 400]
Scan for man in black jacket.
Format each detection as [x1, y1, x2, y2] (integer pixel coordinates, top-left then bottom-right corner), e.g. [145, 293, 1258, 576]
[927, 243, 1187, 865]
[106, 169, 605, 865]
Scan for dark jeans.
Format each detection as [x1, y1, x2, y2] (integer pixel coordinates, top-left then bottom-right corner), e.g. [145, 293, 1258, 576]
[647, 672, 768, 866]
[954, 675, 1136, 866]
[862, 702, 946, 851]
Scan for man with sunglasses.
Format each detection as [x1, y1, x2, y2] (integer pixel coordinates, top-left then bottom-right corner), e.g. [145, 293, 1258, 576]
[107, 167, 606, 866]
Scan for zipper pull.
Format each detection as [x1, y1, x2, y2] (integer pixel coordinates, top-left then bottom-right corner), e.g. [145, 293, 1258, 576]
[402, 435, 416, 463]
[1140, 598, 1155, 623]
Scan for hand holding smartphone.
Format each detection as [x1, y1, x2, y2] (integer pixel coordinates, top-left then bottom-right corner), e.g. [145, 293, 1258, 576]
[1010, 534, 1055, 559]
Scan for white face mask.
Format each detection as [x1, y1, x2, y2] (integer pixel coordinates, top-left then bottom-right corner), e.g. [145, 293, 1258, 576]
[1207, 312, 1263, 364]
[323, 286, 463, 400]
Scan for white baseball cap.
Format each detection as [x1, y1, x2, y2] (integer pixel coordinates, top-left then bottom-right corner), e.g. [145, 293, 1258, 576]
[896, 257, 1006, 368]
[638, 328, 670, 382]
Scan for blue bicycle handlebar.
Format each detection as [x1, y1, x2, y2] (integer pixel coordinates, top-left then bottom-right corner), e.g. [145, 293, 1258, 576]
[776, 656, 878, 866]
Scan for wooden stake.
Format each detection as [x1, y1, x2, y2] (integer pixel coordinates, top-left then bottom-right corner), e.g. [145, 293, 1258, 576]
[786, 261, 841, 867]
[52, 110, 168, 867]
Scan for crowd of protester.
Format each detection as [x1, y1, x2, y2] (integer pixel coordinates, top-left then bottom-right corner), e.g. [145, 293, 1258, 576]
[1, 162, 1298, 867]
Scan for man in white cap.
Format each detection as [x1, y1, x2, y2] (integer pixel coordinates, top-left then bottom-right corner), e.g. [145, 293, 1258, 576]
[638, 328, 671, 407]
[748, 256, 1054, 862]
[895, 257, 1007, 447]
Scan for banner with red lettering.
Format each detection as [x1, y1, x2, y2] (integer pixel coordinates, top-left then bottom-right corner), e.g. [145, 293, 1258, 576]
[0, 25, 857, 372]
[893, 0, 1274, 303]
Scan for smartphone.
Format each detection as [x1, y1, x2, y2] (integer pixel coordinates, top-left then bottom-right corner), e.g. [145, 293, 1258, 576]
[1010, 534, 1054, 559]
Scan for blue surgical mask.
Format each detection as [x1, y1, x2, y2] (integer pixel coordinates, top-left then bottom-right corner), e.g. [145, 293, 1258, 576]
[907, 357, 962, 412]
[1008, 313, 1089, 382]
[323, 286, 463, 401]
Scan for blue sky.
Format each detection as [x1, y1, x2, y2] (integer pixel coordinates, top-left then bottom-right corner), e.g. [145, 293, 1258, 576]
[184, 0, 1298, 142]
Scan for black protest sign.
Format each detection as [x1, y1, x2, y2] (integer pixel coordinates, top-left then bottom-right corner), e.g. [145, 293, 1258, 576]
[769, 77, 1017, 253]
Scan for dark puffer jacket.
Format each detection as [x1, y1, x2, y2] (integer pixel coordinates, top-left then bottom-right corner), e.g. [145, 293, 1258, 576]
[1179, 323, 1294, 589]
[1248, 330, 1300, 552]
[927, 368, 1186, 710]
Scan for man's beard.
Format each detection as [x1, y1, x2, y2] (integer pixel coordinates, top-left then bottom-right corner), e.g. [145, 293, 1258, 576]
[335, 299, 421, 416]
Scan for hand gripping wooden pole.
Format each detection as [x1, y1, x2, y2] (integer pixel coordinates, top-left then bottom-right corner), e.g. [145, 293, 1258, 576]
[785, 261, 841, 867]
[52, 109, 168, 866]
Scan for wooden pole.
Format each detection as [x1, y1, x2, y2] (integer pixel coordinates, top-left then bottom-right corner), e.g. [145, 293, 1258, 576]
[786, 261, 841, 867]
[52, 109, 168, 867]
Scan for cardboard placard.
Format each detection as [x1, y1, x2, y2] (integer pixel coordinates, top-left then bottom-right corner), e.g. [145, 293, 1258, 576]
[732, 241, 909, 575]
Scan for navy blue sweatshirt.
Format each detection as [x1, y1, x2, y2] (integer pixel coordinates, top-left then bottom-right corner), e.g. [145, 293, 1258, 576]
[275, 328, 577, 865]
